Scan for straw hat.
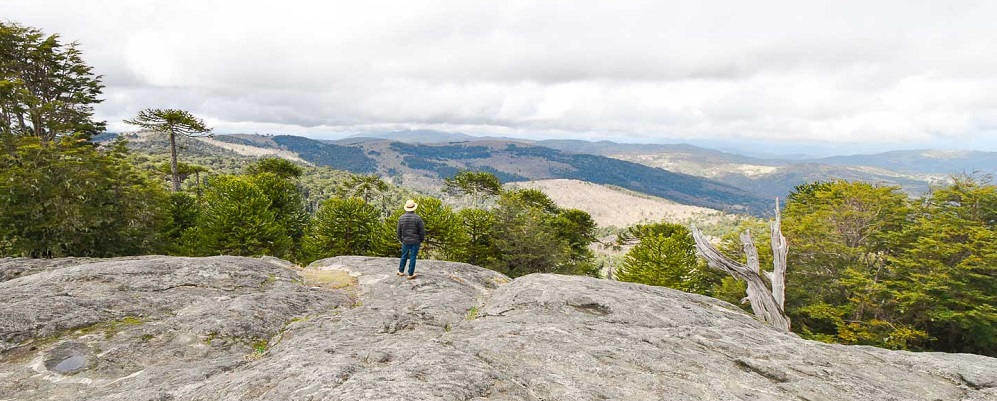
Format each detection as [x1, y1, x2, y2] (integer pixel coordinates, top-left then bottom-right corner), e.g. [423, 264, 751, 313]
[404, 199, 418, 211]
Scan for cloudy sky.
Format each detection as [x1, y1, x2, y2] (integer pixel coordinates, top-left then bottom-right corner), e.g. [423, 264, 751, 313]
[6, 0, 997, 155]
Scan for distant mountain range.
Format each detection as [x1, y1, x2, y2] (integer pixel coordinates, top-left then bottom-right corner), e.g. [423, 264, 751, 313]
[265, 135, 769, 214]
[112, 130, 997, 217]
[341, 130, 997, 199]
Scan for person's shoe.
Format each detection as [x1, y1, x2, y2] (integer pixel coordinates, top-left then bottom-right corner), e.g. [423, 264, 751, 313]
[407, 274, 418, 280]
[396, 271, 404, 276]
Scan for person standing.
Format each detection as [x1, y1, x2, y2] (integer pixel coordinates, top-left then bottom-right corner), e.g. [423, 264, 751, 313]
[396, 199, 426, 279]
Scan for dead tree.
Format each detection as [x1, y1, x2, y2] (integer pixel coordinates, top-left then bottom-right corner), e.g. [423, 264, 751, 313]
[692, 199, 790, 331]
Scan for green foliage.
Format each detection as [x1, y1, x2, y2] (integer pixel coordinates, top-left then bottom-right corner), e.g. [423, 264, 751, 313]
[0, 22, 105, 140]
[503, 188, 560, 214]
[125, 108, 211, 192]
[489, 203, 570, 277]
[157, 161, 210, 176]
[550, 208, 599, 276]
[304, 197, 381, 261]
[781, 180, 912, 348]
[712, 276, 749, 310]
[484, 189, 590, 277]
[776, 177, 997, 356]
[164, 192, 200, 252]
[296, 166, 374, 212]
[336, 174, 389, 207]
[715, 219, 774, 268]
[0, 136, 169, 257]
[249, 170, 309, 260]
[443, 170, 502, 207]
[616, 223, 716, 294]
[380, 197, 467, 261]
[885, 175, 997, 355]
[184, 175, 291, 257]
[245, 157, 303, 179]
[456, 208, 498, 266]
[125, 108, 211, 138]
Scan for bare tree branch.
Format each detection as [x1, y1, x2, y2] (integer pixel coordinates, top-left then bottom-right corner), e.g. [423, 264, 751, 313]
[692, 198, 791, 331]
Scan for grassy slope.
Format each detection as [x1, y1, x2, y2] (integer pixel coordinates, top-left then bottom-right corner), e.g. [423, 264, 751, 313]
[506, 179, 725, 229]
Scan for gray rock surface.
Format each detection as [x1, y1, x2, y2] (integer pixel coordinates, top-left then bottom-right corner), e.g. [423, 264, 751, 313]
[0, 255, 994, 400]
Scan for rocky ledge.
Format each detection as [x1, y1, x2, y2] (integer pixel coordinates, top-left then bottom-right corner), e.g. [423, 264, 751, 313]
[0, 256, 994, 400]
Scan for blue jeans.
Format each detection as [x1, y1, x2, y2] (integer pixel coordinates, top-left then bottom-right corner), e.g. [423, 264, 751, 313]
[399, 243, 420, 276]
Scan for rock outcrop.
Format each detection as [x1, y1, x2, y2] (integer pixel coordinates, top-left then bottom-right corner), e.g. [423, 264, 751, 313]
[1, 256, 994, 400]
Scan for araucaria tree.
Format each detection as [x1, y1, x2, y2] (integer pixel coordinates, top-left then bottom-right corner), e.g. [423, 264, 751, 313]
[125, 109, 211, 192]
[0, 22, 105, 140]
[616, 223, 715, 294]
[304, 197, 381, 261]
[444, 170, 502, 207]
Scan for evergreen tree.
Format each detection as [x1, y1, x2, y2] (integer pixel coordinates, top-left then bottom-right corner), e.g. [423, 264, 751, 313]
[164, 192, 200, 253]
[457, 208, 498, 266]
[336, 174, 391, 215]
[125, 109, 211, 192]
[304, 197, 381, 261]
[245, 157, 304, 179]
[550, 208, 599, 276]
[443, 170, 501, 207]
[246, 159, 309, 260]
[185, 175, 291, 257]
[0, 22, 105, 140]
[487, 189, 571, 277]
[0, 136, 169, 257]
[615, 223, 714, 293]
[156, 162, 210, 196]
[887, 176, 997, 355]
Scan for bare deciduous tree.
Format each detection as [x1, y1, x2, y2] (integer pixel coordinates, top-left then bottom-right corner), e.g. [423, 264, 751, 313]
[692, 199, 790, 331]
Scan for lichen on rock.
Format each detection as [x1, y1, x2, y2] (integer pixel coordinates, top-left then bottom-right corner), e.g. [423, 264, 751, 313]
[1, 255, 995, 401]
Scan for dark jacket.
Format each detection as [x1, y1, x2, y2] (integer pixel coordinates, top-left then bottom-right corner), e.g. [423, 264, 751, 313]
[397, 212, 426, 245]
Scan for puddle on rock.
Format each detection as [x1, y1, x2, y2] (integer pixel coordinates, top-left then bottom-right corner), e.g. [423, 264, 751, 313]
[43, 342, 91, 375]
[54, 354, 86, 373]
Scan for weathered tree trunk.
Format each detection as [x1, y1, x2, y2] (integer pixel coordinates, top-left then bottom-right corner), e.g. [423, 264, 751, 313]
[692, 199, 790, 331]
[169, 131, 180, 192]
[768, 200, 788, 309]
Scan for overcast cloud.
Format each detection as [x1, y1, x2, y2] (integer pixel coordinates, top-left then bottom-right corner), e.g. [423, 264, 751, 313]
[5, 0, 997, 154]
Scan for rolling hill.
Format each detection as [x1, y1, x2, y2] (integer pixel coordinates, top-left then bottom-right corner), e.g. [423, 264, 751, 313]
[204, 134, 771, 215]
[347, 131, 994, 198]
[506, 179, 724, 229]
[122, 130, 995, 217]
[536, 139, 979, 198]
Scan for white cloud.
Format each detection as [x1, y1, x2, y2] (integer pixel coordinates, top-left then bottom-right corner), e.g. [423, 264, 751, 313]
[6, 0, 997, 152]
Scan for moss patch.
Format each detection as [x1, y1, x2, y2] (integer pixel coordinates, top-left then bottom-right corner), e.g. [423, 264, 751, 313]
[74, 316, 147, 340]
[296, 269, 357, 290]
[1, 316, 149, 362]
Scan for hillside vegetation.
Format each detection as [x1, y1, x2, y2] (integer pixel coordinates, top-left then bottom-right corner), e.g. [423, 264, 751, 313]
[507, 179, 723, 229]
[204, 134, 771, 215]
